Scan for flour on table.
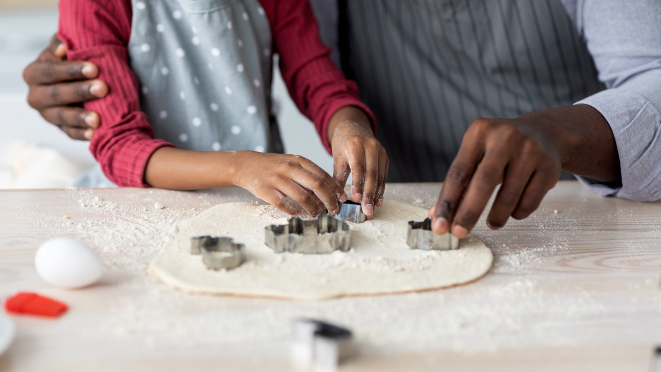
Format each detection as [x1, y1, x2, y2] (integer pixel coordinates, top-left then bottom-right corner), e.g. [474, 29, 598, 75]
[148, 200, 493, 300]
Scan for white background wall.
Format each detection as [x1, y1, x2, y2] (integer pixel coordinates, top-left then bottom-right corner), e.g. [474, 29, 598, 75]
[0, 9, 332, 188]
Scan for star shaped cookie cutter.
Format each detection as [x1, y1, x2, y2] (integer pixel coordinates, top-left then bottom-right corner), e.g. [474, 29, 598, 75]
[407, 217, 460, 250]
[190, 236, 245, 270]
[332, 201, 366, 223]
[265, 215, 350, 254]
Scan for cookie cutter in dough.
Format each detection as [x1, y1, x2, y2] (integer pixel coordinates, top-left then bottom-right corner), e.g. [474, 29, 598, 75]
[265, 215, 350, 254]
[291, 318, 353, 370]
[190, 236, 245, 270]
[407, 217, 459, 250]
[332, 200, 366, 223]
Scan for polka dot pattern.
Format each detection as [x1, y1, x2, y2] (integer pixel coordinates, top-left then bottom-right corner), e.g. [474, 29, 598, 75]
[179, 91, 185, 100]
[136, 2, 145, 10]
[173, 10, 182, 19]
[159, 110, 168, 119]
[237, 64, 244, 73]
[161, 67, 169, 76]
[141, 44, 150, 52]
[211, 48, 220, 57]
[255, 145, 265, 152]
[179, 133, 188, 142]
[210, 103, 219, 111]
[156, 24, 165, 33]
[212, 142, 221, 151]
[247, 106, 257, 114]
[231, 125, 241, 135]
[192, 117, 201, 127]
[192, 36, 200, 45]
[176, 48, 185, 57]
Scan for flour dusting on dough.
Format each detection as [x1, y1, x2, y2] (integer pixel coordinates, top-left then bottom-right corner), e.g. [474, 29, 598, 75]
[149, 199, 493, 300]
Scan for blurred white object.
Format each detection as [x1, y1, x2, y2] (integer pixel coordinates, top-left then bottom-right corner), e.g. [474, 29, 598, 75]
[0, 313, 15, 357]
[9, 141, 88, 188]
[35, 238, 104, 289]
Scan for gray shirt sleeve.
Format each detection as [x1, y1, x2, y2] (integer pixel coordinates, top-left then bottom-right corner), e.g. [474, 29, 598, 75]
[570, 0, 661, 202]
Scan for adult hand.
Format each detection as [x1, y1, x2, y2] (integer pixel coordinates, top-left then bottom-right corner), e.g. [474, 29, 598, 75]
[23, 34, 108, 140]
[328, 106, 388, 219]
[235, 152, 347, 217]
[430, 117, 562, 238]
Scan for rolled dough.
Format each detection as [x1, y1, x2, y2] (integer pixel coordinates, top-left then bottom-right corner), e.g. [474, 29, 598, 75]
[148, 200, 493, 300]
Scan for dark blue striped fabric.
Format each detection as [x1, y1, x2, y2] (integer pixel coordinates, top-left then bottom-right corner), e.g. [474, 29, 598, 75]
[339, 0, 604, 182]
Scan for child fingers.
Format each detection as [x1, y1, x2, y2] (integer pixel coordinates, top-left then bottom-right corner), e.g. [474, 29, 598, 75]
[295, 156, 346, 204]
[277, 178, 326, 216]
[333, 157, 351, 194]
[376, 150, 389, 207]
[287, 167, 340, 215]
[264, 189, 305, 216]
[361, 146, 380, 217]
[347, 148, 367, 203]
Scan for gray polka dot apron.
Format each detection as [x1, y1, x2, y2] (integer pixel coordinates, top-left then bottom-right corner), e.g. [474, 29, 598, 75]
[73, 0, 281, 187]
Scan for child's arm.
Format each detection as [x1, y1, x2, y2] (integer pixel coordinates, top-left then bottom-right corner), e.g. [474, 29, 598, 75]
[266, 0, 388, 217]
[58, 0, 345, 216]
[145, 148, 345, 216]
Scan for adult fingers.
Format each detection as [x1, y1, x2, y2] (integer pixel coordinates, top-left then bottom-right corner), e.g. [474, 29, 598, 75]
[23, 61, 98, 85]
[485, 159, 536, 230]
[40, 107, 99, 140]
[511, 170, 555, 220]
[432, 135, 483, 235]
[287, 166, 340, 215]
[27, 80, 108, 109]
[40, 107, 99, 128]
[450, 149, 508, 238]
[361, 146, 380, 217]
[295, 156, 346, 205]
[60, 126, 95, 142]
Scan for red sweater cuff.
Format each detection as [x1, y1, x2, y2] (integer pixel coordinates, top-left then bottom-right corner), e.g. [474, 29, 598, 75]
[98, 139, 175, 188]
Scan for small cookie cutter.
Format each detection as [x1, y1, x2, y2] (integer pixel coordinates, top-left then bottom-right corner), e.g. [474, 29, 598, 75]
[407, 217, 459, 250]
[332, 200, 366, 223]
[190, 236, 245, 270]
[291, 318, 353, 370]
[265, 215, 350, 254]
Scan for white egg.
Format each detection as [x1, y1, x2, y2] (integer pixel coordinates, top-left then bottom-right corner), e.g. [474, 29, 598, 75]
[35, 238, 104, 289]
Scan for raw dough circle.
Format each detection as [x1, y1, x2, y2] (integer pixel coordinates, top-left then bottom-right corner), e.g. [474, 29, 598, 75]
[148, 200, 493, 300]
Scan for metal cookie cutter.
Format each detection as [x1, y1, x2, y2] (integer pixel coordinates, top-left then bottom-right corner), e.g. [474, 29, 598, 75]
[291, 318, 353, 371]
[332, 200, 366, 223]
[265, 215, 350, 254]
[407, 217, 460, 250]
[190, 236, 245, 270]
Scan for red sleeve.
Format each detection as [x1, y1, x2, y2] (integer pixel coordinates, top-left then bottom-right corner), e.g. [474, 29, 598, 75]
[58, 0, 174, 188]
[261, 0, 377, 154]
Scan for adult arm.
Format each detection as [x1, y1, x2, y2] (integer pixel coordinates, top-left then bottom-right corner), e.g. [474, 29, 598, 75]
[23, 35, 107, 140]
[432, 0, 661, 237]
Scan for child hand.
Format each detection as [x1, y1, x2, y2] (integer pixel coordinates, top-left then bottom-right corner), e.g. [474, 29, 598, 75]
[234, 152, 347, 216]
[328, 108, 389, 218]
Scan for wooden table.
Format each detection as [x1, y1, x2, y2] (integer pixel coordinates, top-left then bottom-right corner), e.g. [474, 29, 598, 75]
[0, 181, 660, 372]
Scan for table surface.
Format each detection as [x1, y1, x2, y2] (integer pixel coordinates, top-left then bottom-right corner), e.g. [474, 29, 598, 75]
[0, 181, 660, 372]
